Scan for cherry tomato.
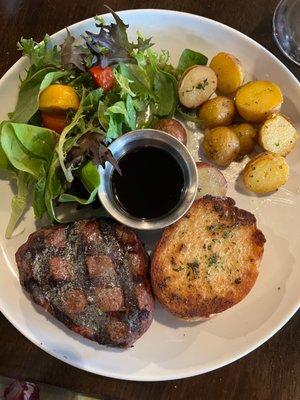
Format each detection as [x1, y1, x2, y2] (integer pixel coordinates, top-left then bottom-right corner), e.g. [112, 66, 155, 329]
[41, 111, 66, 133]
[89, 66, 115, 92]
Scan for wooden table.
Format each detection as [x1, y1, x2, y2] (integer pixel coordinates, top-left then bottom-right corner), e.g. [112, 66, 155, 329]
[0, 1, 299, 399]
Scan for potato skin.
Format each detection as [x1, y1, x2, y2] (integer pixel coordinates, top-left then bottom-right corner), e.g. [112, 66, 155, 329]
[202, 126, 240, 167]
[154, 118, 187, 145]
[198, 96, 235, 128]
[209, 52, 244, 94]
[258, 114, 298, 156]
[231, 123, 257, 157]
[235, 81, 283, 123]
[178, 65, 217, 108]
[243, 152, 289, 193]
[196, 162, 227, 198]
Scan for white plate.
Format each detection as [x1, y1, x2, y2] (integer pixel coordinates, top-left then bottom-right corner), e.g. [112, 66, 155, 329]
[0, 9, 299, 382]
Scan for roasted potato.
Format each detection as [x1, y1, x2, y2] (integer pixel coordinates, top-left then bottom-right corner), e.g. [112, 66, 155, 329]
[258, 114, 298, 156]
[202, 126, 240, 167]
[209, 52, 244, 94]
[154, 118, 187, 145]
[243, 152, 289, 193]
[178, 65, 217, 108]
[235, 81, 283, 123]
[196, 162, 227, 198]
[198, 96, 235, 128]
[231, 123, 257, 157]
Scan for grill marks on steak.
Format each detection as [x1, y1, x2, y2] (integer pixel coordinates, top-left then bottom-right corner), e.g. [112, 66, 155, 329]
[16, 219, 154, 347]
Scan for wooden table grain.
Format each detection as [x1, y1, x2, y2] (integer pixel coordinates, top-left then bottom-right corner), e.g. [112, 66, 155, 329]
[0, 1, 299, 399]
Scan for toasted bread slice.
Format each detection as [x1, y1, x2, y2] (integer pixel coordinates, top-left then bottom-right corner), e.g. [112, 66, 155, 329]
[151, 196, 265, 320]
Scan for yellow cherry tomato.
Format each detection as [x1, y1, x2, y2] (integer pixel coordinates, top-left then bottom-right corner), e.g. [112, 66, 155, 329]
[39, 84, 80, 112]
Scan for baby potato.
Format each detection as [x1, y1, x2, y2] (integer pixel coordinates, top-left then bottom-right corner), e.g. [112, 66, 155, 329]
[198, 96, 235, 128]
[258, 113, 298, 156]
[154, 118, 187, 145]
[209, 52, 244, 94]
[243, 152, 289, 194]
[178, 65, 217, 108]
[231, 123, 257, 157]
[202, 126, 240, 167]
[235, 81, 283, 123]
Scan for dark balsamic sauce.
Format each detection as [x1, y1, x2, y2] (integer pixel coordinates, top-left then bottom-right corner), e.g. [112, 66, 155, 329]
[112, 147, 185, 219]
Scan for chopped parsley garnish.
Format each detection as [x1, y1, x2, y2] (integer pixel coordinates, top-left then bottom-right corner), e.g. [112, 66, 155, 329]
[222, 230, 232, 239]
[172, 265, 184, 272]
[207, 253, 219, 268]
[186, 261, 200, 279]
[172, 260, 200, 280]
[185, 78, 209, 93]
[195, 78, 209, 91]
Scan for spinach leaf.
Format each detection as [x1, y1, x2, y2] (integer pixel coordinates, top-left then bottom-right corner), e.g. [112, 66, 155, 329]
[0, 143, 11, 171]
[3, 122, 57, 162]
[177, 49, 208, 75]
[5, 171, 33, 238]
[153, 70, 177, 117]
[1, 122, 58, 229]
[11, 68, 69, 123]
[147, 50, 177, 117]
[0, 122, 13, 172]
[59, 189, 98, 205]
[33, 176, 47, 218]
[79, 160, 100, 192]
[1, 122, 57, 170]
[1, 125, 48, 178]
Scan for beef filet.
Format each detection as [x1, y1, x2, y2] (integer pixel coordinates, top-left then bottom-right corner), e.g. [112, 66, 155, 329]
[16, 218, 154, 347]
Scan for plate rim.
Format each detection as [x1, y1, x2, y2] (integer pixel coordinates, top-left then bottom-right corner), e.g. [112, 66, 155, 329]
[0, 8, 299, 381]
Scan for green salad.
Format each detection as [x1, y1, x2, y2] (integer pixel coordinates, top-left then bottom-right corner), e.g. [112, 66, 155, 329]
[0, 8, 207, 238]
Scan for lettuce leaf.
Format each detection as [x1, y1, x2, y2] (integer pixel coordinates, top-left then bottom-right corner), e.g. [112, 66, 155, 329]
[106, 95, 136, 130]
[176, 105, 200, 124]
[45, 152, 68, 221]
[119, 62, 153, 99]
[61, 29, 89, 72]
[113, 68, 135, 98]
[18, 35, 61, 78]
[82, 88, 104, 112]
[84, 6, 153, 68]
[57, 98, 87, 182]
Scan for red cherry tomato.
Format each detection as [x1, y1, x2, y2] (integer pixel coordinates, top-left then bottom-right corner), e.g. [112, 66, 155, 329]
[41, 111, 66, 134]
[89, 66, 115, 92]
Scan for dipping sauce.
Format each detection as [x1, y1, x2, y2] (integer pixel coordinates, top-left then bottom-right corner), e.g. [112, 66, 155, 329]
[112, 147, 185, 219]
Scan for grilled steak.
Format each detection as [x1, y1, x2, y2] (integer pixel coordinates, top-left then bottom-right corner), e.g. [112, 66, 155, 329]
[16, 218, 154, 347]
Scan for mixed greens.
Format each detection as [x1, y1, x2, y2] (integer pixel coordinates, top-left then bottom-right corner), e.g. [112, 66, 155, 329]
[0, 8, 207, 238]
